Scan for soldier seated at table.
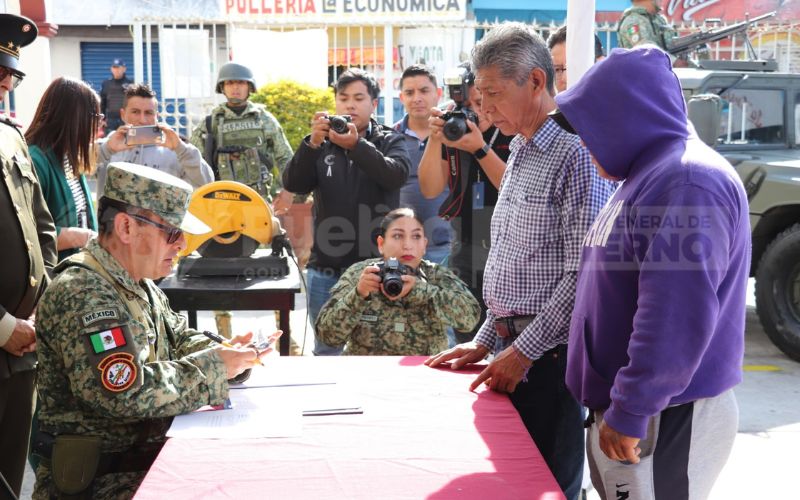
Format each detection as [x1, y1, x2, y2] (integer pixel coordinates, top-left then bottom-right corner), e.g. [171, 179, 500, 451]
[315, 207, 479, 355]
[31, 162, 279, 500]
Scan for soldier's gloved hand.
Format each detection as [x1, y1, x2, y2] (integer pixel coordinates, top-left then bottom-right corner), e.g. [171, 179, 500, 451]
[1, 318, 36, 357]
[356, 265, 382, 299]
[308, 111, 330, 149]
[328, 121, 359, 151]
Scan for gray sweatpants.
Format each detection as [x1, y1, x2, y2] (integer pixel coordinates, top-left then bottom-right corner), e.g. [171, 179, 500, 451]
[587, 389, 738, 500]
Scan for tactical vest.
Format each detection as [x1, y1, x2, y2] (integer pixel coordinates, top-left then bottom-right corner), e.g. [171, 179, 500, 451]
[212, 111, 275, 199]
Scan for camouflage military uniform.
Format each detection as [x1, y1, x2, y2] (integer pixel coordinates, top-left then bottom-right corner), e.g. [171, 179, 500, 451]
[316, 259, 480, 355]
[190, 101, 293, 201]
[33, 163, 225, 499]
[617, 6, 677, 50]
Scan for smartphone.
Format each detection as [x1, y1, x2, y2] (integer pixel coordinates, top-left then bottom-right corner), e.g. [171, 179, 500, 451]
[125, 125, 163, 146]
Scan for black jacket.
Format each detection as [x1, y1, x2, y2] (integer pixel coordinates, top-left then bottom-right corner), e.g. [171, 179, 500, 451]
[283, 120, 410, 274]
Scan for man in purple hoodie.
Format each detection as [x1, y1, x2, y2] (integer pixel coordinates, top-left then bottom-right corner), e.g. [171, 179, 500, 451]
[553, 46, 750, 499]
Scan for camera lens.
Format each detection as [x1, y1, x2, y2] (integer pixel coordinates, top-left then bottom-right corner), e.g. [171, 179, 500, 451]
[443, 116, 467, 141]
[383, 275, 404, 297]
[329, 115, 350, 134]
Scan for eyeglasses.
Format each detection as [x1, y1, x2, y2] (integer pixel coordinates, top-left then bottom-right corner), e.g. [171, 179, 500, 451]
[554, 66, 567, 75]
[127, 213, 183, 244]
[0, 66, 24, 90]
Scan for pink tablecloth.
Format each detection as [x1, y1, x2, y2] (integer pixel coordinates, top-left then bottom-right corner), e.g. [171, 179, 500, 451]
[135, 356, 565, 499]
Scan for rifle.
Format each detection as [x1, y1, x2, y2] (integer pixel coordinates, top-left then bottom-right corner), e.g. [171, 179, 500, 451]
[668, 11, 776, 58]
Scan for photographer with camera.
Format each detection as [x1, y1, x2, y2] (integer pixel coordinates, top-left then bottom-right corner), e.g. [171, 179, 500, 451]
[96, 83, 213, 198]
[283, 68, 410, 356]
[418, 62, 514, 345]
[315, 208, 478, 355]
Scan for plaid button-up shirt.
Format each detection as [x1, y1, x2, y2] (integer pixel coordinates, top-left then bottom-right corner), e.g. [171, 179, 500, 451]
[474, 118, 616, 360]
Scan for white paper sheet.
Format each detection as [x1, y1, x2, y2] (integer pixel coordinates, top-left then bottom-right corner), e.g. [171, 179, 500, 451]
[229, 384, 362, 416]
[166, 406, 302, 439]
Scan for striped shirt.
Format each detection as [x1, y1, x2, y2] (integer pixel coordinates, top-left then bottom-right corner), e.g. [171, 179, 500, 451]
[63, 158, 88, 229]
[474, 118, 616, 360]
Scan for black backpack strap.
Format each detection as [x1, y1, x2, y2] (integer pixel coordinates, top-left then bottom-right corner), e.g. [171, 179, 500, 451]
[204, 114, 219, 180]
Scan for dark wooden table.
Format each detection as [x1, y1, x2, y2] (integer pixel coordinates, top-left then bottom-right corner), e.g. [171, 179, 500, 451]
[158, 264, 302, 356]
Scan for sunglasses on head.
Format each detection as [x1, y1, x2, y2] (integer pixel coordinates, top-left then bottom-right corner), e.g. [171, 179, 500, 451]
[0, 66, 24, 90]
[127, 213, 183, 245]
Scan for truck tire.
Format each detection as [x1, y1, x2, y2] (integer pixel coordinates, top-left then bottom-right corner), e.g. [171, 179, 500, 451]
[755, 224, 800, 362]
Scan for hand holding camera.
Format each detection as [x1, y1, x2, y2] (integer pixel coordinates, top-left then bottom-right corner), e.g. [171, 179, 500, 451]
[309, 112, 357, 150]
[428, 107, 485, 153]
[357, 258, 417, 300]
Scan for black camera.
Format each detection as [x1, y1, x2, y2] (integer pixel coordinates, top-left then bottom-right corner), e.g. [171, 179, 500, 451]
[440, 109, 479, 142]
[441, 65, 478, 141]
[328, 115, 352, 134]
[376, 257, 415, 297]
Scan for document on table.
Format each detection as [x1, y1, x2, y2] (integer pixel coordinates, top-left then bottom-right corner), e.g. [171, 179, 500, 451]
[166, 406, 302, 439]
[229, 383, 363, 416]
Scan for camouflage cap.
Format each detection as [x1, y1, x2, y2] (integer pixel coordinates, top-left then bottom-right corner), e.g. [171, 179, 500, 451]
[103, 162, 210, 235]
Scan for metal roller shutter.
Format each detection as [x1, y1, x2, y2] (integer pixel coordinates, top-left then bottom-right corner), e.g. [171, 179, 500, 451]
[80, 42, 162, 100]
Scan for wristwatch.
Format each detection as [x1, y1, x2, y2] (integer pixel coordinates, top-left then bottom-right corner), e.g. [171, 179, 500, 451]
[473, 143, 490, 159]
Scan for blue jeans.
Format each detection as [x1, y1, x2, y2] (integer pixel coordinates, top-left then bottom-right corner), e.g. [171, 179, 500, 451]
[307, 267, 344, 356]
[505, 343, 585, 500]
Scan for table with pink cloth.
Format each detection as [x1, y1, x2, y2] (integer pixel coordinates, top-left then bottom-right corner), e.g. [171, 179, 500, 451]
[135, 356, 565, 499]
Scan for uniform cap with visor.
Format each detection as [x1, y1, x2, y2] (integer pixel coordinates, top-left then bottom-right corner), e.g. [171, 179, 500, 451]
[103, 162, 211, 236]
[0, 13, 38, 90]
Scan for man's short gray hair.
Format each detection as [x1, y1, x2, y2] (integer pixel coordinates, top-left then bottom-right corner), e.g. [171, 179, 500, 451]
[471, 22, 555, 95]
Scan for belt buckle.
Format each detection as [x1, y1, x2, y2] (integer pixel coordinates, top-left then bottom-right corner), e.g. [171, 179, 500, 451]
[495, 318, 513, 338]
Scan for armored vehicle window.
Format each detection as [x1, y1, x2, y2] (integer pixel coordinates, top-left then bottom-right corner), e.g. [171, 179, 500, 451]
[714, 88, 784, 146]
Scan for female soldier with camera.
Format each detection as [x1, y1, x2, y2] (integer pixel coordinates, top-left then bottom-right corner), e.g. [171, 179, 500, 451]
[315, 208, 479, 355]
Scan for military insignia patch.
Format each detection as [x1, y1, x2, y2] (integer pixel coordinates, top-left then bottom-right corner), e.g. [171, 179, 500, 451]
[628, 25, 640, 35]
[82, 308, 119, 327]
[88, 326, 127, 353]
[98, 352, 137, 392]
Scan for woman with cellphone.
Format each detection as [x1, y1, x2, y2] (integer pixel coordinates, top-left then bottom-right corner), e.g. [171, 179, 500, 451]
[26, 77, 100, 260]
[315, 207, 480, 355]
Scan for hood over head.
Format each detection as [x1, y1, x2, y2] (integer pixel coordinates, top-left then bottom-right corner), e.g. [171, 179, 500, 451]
[554, 45, 688, 179]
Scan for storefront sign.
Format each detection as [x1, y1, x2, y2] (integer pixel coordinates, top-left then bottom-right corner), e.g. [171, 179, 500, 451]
[664, 0, 798, 23]
[221, 0, 467, 22]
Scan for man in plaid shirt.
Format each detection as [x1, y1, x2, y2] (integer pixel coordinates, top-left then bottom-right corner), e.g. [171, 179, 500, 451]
[426, 23, 615, 500]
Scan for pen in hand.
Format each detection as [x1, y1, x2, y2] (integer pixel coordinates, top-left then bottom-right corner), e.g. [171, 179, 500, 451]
[202, 330, 264, 367]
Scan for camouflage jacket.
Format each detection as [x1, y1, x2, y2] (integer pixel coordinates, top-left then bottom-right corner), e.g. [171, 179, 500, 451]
[315, 259, 480, 355]
[617, 7, 677, 50]
[35, 239, 228, 451]
[190, 101, 293, 200]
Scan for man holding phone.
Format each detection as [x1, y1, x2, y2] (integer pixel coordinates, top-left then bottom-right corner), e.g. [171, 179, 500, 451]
[95, 83, 213, 197]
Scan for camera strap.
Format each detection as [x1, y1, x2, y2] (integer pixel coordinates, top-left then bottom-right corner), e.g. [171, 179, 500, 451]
[438, 147, 468, 220]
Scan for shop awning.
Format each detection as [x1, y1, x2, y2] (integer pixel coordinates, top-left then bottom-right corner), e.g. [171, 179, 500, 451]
[328, 47, 399, 66]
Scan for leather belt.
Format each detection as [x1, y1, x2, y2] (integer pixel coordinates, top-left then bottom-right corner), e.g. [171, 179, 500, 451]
[494, 314, 536, 339]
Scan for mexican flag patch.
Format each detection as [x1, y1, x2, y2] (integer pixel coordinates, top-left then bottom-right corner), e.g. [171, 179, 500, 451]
[89, 327, 127, 353]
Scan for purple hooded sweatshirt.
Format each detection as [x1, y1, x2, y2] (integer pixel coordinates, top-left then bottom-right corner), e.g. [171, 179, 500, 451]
[555, 47, 751, 439]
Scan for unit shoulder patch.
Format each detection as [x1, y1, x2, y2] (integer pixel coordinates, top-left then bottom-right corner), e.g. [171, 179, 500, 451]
[98, 352, 137, 392]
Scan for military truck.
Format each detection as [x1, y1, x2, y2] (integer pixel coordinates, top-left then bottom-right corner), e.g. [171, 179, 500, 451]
[678, 62, 800, 362]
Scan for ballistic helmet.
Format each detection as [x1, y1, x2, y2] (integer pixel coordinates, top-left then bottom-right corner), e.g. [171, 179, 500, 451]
[215, 62, 256, 94]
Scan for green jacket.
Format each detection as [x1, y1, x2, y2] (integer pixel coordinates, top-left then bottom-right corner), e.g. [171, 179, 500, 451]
[29, 146, 97, 261]
[316, 259, 480, 355]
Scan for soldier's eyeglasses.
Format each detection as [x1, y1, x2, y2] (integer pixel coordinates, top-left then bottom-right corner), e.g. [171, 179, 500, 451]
[127, 213, 183, 244]
[0, 66, 24, 90]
